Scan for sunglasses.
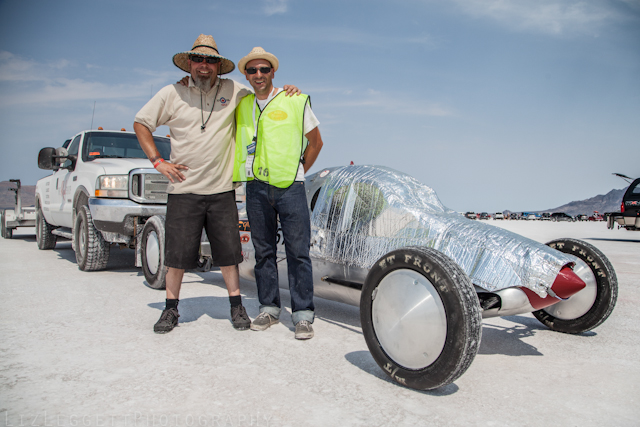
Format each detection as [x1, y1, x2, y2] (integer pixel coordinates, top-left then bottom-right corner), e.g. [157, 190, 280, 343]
[246, 67, 272, 75]
[190, 55, 220, 64]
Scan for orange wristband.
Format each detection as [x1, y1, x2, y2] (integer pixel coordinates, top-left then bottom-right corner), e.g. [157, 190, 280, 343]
[153, 158, 165, 168]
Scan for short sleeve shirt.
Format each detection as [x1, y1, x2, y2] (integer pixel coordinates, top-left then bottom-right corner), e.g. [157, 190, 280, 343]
[135, 78, 252, 195]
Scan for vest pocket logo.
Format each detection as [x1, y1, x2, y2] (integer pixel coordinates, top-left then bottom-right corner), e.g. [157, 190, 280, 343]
[268, 110, 288, 121]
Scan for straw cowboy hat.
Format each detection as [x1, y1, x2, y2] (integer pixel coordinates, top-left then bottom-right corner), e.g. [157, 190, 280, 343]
[237, 47, 279, 75]
[172, 34, 235, 75]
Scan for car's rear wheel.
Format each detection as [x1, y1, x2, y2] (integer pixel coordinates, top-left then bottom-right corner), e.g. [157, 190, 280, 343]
[141, 215, 167, 290]
[534, 238, 618, 334]
[1, 211, 13, 239]
[361, 246, 481, 390]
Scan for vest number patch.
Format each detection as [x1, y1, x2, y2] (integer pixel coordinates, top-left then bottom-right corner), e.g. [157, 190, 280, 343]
[257, 167, 269, 177]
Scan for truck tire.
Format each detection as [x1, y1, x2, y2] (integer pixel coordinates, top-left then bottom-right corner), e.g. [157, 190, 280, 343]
[533, 238, 618, 334]
[1, 211, 13, 239]
[73, 205, 110, 271]
[36, 207, 57, 250]
[360, 246, 482, 390]
[141, 215, 167, 290]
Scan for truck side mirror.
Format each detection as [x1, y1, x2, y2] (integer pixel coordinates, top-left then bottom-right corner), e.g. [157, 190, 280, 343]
[38, 147, 57, 170]
[38, 147, 69, 170]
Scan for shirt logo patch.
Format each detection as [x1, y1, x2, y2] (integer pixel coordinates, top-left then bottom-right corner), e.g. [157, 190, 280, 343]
[268, 110, 288, 121]
[219, 97, 229, 107]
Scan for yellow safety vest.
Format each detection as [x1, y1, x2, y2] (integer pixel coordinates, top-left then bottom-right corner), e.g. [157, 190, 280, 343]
[233, 92, 310, 188]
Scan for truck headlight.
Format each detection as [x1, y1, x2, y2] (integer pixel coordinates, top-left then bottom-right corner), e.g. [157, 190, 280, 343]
[95, 175, 128, 198]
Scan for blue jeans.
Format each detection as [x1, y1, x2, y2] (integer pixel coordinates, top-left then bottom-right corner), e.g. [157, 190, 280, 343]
[246, 180, 314, 324]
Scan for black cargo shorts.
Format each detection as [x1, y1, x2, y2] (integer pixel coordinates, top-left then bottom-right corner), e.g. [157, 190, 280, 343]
[164, 191, 242, 269]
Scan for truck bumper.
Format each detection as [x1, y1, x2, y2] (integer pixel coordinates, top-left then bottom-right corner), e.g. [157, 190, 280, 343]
[89, 198, 166, 235]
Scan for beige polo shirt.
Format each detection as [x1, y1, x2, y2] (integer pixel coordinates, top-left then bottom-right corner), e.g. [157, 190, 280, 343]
[135, 78, 251, 195]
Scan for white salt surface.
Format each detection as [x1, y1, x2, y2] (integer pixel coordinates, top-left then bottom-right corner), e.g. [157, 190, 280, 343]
[1, 221, 638, 426]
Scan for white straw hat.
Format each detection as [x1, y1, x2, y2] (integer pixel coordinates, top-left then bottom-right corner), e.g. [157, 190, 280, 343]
[237, 47, 279, 75]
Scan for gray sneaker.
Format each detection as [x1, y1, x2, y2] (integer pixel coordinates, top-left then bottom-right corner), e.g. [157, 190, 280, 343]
[295, 320, 314, 340]
[251, 312, 279, 331]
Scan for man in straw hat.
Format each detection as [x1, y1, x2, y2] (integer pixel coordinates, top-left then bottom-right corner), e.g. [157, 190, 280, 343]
[233, 47, 324, 340]
[134, 35, 299, 334]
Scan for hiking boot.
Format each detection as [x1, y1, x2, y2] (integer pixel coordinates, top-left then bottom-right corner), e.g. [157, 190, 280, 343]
[231, 305, 251, 330]
[154, 308, 179, 334]
[294, 320, 314, 340]
[250, 312, 279, 331]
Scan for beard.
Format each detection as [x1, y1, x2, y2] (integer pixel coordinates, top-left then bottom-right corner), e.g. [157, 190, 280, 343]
[193, 73, 216, 92]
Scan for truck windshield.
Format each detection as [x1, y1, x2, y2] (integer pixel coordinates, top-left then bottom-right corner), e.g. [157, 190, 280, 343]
[82, 132, 171, 161]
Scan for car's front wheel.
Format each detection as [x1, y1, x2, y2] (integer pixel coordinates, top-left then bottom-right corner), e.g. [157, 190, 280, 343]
[36, 206, 57, 250]
[74, 205, 110, 271]
[534, 238, 618, 334]
[360, 246, 482, 390]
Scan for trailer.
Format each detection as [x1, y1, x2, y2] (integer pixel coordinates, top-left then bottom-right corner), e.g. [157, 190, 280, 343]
[1, 179, 36, 239]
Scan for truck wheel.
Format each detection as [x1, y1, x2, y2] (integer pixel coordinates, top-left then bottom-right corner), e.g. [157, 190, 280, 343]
[36, 207, 57, 250]
[534, 238, 618, 334]
[73, 205, 110, 271]
[141, 215, 167, 290]
[361, 246, 482, 390]
[1, 211, 13, 239]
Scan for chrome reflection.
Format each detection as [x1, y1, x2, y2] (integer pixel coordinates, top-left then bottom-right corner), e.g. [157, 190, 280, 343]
[544, 258, 597, 320]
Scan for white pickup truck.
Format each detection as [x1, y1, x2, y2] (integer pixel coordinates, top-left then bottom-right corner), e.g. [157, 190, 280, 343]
[35, 129, 201, 289]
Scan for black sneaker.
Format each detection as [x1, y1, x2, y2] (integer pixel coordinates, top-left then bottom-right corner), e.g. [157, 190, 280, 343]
[154, 308, 179, 334]
[231, 305, 251, 330]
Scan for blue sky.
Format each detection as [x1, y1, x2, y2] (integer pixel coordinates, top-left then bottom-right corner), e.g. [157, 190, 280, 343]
[1, 0, 638, 212]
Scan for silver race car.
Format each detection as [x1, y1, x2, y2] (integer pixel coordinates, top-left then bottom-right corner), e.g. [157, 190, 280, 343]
[236, 165, 618, 390]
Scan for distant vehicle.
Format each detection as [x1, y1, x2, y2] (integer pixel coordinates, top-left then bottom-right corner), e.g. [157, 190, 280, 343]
[523, 212, 537, 221]
[493, 212, 504, 220]
[510, 213, 519, 220]
[1, 179, 36, 239]
[589, 211, 604, 222]
[478, 212, 490, 220]
[551, 212, 574, 222]
[576, 214, 588, 222]
[607, 177, 640, 231]
[539, 213, 552, 221]
[464, 212, 477, 220]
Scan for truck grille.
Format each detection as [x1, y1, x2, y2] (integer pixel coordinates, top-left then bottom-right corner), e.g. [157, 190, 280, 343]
[130, 169, 169, 204]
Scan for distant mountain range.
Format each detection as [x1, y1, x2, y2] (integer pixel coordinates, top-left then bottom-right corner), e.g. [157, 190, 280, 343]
[541, 188, 625, 217]
[0, 180, 628, 217]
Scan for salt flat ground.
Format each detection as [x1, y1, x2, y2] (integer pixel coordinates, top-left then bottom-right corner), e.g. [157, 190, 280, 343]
[1, 221, 638, 427]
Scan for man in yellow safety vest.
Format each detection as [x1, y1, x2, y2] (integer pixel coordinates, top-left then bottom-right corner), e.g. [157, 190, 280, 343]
[233, 47, 324, 340]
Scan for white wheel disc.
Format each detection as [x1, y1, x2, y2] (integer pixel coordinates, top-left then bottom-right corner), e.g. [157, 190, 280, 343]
[372, 269, 447, 369]
[145, 230, 160, 275]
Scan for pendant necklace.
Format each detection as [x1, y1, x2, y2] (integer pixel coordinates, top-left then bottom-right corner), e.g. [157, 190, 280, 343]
[201, 80, 221, 131]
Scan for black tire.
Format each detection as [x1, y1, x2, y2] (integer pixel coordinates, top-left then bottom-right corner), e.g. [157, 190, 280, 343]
[73, 205, 110, 271]
[141, 215, 167, 290]
[361, 246, 482, 390]
[36, 207, 57, 250]
[1, 211, 13, 239]
[534, 238, 618, 334]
